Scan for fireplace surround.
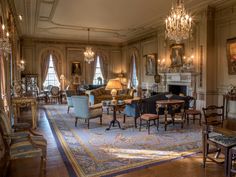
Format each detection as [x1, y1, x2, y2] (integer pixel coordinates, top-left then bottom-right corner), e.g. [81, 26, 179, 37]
[159, 72, 198, 96]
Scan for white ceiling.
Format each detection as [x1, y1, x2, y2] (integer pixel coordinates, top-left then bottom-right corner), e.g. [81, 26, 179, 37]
[13, 0, 233, 43]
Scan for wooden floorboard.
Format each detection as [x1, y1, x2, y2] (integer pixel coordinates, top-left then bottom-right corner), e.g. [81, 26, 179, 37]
[7, 106, 228, 177]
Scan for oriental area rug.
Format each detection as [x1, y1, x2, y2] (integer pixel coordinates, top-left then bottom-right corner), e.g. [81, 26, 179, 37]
[43, 104, 202, 177]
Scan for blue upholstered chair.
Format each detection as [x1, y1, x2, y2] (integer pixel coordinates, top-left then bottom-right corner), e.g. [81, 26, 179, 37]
[0, 106, 47, 174]
[71, 96, 103, 128]
[123, 99, 140, 128]
[65, 90, 76, 113]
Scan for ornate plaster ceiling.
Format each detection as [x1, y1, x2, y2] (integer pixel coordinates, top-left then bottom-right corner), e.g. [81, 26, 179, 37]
[12, 0, 234, 43]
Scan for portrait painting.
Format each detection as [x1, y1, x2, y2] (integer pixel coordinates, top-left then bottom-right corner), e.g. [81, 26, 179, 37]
[145, 54, 157, 76]
[170, 44, 184, 67]
[226, 38, 236, 75]
[71, 62, 82, 75]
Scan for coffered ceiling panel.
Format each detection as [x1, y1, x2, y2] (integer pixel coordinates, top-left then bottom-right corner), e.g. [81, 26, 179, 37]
[12, 0, 235, 43]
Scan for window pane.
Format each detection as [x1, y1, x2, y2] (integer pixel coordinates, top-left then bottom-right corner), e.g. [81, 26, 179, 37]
[93, 56, 104, 85]
[43, 55, 60, 88]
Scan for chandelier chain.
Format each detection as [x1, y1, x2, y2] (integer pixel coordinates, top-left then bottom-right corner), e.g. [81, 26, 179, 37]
[84, 28, 95, 64]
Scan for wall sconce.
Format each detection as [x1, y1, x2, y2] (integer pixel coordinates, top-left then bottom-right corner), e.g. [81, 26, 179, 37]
[158, 58, 166, 72]
[17, 59, 25, 71]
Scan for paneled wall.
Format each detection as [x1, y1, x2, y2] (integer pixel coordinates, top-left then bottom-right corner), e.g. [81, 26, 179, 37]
[21, 39, 122, 88]
[20, 2, 236, 112]
[215, 3, 236, 117]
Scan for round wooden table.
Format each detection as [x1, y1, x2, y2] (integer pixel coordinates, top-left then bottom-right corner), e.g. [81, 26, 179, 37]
[156, 99, 185, 131]
[102, 101, 125, 130]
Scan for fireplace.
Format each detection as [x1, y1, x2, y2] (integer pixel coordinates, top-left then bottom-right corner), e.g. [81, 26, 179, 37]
[168, 85, 187, 96]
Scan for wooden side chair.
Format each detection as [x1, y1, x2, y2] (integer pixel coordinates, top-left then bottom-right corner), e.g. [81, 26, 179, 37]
[202, 105, 224, 126]
[185, 97, 202, 125]
[48, 86, 60, 103]
[228, 146, 236, 177]
[202, 105, 236, 176]
[138, 100, 159, 134]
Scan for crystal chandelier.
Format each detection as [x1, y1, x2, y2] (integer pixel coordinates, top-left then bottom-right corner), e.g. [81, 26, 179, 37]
[84, 28, 95, 64]
[165, 0, 192, 43]
[0, 23, 11, 55]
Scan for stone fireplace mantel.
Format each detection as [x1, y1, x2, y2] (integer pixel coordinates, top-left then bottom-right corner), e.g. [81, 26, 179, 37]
[159, 72, 198, 96]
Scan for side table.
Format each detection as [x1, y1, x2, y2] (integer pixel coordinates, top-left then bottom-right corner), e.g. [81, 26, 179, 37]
[102, 101, 125, 130]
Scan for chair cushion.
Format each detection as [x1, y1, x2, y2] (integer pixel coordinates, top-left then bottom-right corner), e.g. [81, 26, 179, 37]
[141, 114, 159, 120]
[185, 109, 201, 115]
[89, 108, 102, 118]
[10, 141, 42, 159]
[209, 135, 236, 147]
[12, 135, 47, 147]
[13, 122, 31, 130]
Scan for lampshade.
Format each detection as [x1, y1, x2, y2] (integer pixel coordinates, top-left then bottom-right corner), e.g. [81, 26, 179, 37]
[105, 79, 122, 90]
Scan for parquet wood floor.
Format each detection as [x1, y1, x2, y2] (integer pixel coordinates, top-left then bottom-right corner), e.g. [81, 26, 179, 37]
[7, 107, 227, 177]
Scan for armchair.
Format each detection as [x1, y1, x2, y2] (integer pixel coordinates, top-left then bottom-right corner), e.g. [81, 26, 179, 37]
[71, 96, 103, 128]
[65, 90, 76, 113]
[0, 107, 47, 174]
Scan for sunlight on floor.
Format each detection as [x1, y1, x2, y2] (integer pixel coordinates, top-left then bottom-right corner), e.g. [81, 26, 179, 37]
[101, 147, 190, 159]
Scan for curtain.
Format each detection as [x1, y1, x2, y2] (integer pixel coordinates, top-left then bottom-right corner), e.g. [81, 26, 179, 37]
[99, 55, 107, 84]
[128, 49, 139, 88]
[90, 56, 97, 84]
[0, 53, 8, 111]
[129, 55, 134, 88]
[52, 54, 61, 81]
[41, 53, 50, 88]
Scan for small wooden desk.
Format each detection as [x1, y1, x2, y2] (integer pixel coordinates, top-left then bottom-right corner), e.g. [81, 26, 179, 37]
[156, 99, 185, 131]
[12, 97, 38, 129]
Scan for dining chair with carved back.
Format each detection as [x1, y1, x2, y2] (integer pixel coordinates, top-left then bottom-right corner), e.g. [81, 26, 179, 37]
[138, 99, 159, 134]
[185, 96, 202, 125]
[202, 105, 236, 177]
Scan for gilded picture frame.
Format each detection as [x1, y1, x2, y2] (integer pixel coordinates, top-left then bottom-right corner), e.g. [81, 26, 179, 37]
[226, 38, 236, 75]
[71, 61, 82, 76]
[170, 44, 184, 67]
[145, 54, 157, 76]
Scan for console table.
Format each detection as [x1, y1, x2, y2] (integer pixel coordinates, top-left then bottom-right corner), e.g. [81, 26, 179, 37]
[223, 94, 236, 119]
[12, 97, 38, 129]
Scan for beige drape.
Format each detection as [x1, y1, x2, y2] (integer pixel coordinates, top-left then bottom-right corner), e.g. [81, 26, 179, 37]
[90, 56, 97, 83]
[41, 53, 50, 88]
[52, 54, 61, 81]
[99, 55, 107, 84]
[0, 53, 8, 111]
[128, 48, 139, 88]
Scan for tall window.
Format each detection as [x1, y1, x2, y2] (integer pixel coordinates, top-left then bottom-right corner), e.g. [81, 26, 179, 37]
[93, 56, 104, 85]
[131, 55, 138, 87]
[43, 55, 60, 88]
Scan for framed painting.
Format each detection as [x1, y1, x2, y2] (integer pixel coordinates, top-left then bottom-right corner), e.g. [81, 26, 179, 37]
[170, 44, 184, 67]
[145, 54, 157, 76]
[71, 61, 82, 76]
[226, 38, 236, 75]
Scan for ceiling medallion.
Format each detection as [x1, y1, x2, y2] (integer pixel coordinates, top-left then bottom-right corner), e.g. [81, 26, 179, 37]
[84, 28, 95, 64]
[165, 0, 192, 43]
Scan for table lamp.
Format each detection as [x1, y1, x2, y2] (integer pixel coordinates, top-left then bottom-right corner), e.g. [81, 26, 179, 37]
[105, 79, 122, 104]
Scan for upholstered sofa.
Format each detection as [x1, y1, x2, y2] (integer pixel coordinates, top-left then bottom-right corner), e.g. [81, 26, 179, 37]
[123, 93, 192, 123]
[86, 87, 135, 105]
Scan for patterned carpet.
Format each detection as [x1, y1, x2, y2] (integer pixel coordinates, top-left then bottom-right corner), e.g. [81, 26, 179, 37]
[43, 104, 202, 177]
